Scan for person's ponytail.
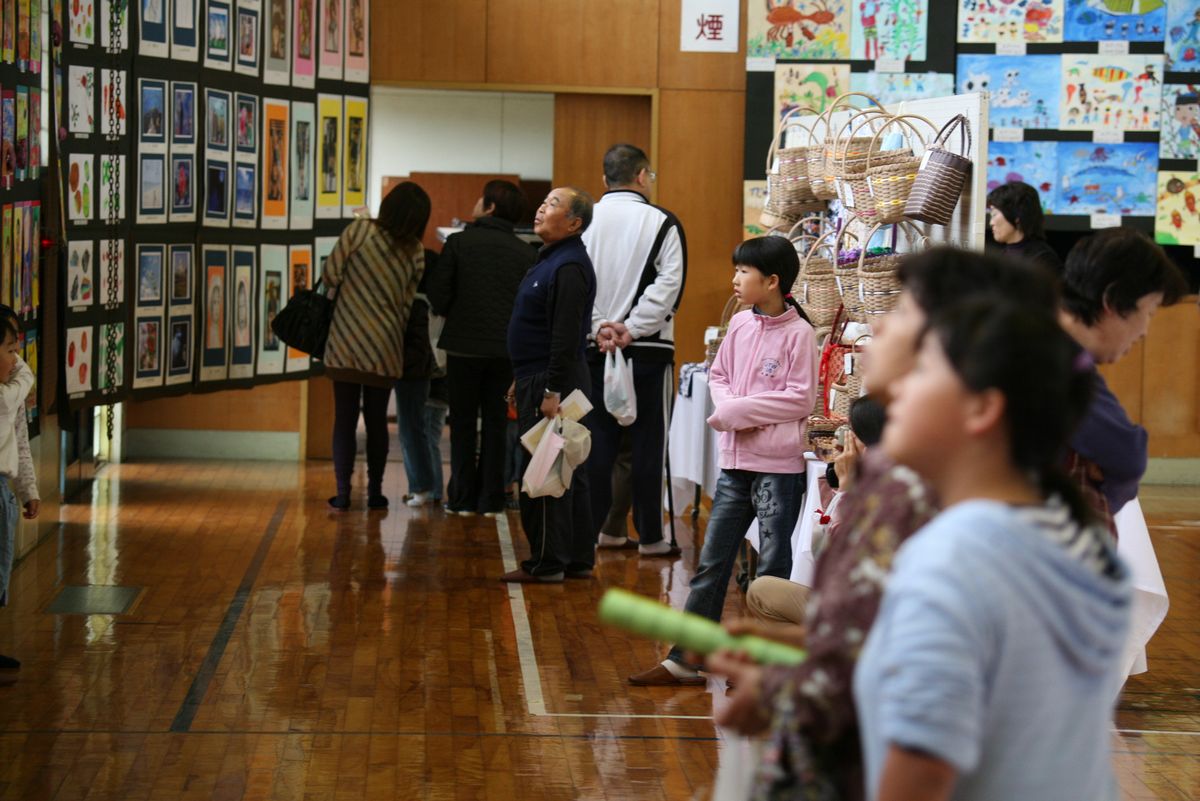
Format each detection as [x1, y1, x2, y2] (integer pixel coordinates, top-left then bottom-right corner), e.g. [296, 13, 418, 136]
[1037, 466, 1098, 530]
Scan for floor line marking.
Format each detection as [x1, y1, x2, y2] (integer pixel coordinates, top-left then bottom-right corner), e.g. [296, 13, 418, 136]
[169, 499, 289, 733]
[494, 513, 712, 722]
[1115, 728, 1200, 737]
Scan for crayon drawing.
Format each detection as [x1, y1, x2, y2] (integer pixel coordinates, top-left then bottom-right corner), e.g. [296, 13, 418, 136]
[1060, 54, 1162, 131]
[1166, 1, 1200, 72]
[1161, 84, 1200, 159]
[850, 0, 927, 61]
[957, 0, 1063, 43]
[1055, 141, 1157, 216]
[987, 142, 1059, 213]
[849, 71, 955, 105]
[746, 0, 851, 60]
[956, 54, 1060, 129]
[1154, 171, 1200, 246]
[773, 62, 850, 122]
[1064, 0, 1166, 42]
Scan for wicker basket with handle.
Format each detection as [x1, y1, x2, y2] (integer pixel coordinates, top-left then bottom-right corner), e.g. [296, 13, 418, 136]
[831, 108, 895, 220]
[865, 114, 937, 225]
[761, 106, 825, 226]
[818, 93, 888, 201]
[856, 220, 929, 319]
[833, 221, 868, 323]
[904, 114, 973, 226]
[796, 225, 853, 329]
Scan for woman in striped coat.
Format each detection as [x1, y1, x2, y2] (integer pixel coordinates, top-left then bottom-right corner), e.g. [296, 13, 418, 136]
[322, 181, 431, 510]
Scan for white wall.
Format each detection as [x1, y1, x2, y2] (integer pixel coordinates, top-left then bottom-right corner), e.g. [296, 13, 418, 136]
[367, 87, 555, 213]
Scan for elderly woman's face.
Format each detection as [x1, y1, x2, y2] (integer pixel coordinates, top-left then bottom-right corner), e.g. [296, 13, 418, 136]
[534, 188, 580, 244]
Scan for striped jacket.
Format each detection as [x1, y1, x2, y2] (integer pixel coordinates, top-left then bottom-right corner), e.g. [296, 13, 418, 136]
[322, 219, 425, 385]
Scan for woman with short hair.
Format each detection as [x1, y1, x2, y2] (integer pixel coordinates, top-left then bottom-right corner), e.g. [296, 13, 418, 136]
[987, 181, 1062, 276]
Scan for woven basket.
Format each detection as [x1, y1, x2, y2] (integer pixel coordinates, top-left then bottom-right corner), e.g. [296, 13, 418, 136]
[904, 114, 973, 226]
[760, 175, 802, 230]
[761, 106, 825, 223]
[830, 371, 863, 419]
[833, 222, 867, 323]
[831, 108, 891, 218]
[857, 220, 929, 319]
[807, 414, 844, 462]
[796, 227, 845, 329]
[865, 114, 936, 225]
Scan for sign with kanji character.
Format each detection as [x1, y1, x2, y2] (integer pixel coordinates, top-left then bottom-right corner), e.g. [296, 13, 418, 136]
[680, 0, 739, 53]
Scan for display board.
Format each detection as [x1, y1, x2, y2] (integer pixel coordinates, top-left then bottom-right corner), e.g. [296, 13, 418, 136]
[55, 0, 370, 410]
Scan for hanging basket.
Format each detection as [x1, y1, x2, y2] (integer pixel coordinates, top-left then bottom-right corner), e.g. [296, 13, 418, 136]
[817, 92, 887, 202]
[831, 108, 893, 219]
[833, 221, 867, 323]
[796, 225, 850, 329]
[904, 114, 973, 226]
[761, 106, 825, 226]
[857, 220, 929, 319]
[865, 114, 937, 225]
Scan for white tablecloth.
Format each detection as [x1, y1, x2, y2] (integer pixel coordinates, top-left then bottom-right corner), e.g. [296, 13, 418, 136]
[1114, 498, 1170, 677]
[667, 371, 722, 513]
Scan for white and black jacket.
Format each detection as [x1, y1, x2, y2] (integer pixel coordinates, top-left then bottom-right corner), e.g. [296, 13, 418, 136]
[582, 190, 687, 364]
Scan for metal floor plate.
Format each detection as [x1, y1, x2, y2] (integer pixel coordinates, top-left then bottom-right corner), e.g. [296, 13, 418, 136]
[45, 585, 142, 615]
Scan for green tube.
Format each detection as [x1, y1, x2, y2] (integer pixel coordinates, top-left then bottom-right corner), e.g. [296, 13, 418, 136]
[597, 588, 806, 667]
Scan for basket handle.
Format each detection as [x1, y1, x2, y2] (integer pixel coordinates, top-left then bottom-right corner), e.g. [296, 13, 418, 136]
[785, 214, 826, 241]
[863, 113, 939, 171]
[857, 219, 930, 270]
[765, 105, 819, 174]
[834, 108, 891, 169]
[932, 114, 972, 158]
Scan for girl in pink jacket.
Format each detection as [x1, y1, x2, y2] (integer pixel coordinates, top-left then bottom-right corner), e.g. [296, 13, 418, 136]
[629, 235, 818, 686]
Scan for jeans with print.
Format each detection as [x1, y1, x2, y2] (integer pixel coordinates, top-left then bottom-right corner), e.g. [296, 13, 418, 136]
[667, 468, 805, 666]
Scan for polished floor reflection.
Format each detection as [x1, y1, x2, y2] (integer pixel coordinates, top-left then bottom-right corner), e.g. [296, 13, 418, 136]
[0, 462, 1196, 799]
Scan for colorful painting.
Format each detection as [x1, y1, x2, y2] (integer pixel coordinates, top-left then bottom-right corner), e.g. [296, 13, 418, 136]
[987, 142, 1058, 213]
[263, 97, 290, 227]
[258, 244, 286, 374]
[774, 62, 850, 122]
[99, 239, 125, 305]
[290, 100, 314, 229]
[69, 65, 95, 135]
[99, 323, 125, 390]
[135, 315, 161, 382]
[293, 0, 316, 86]
[1161, 84, 1200, 160]
[1166, 0, 1200, 72]
[318, 0, 342, 78]
[286, 244, 312, 371]
[1154, 171, 1200, 245]
[1056, 141, 1157, 216]
[1064, 0, 1166, 41]
[99, 155, 127, 220]
[99, 69, 127, 137]
[68, 155, 93, 221]
[315, 94, 341, 219]
[65, 326, 93, 394]
[169, 244, 193, 304]
[850, 71, 955, 105]
[235, 2, 260, 76]
[167, 315, 193, 381]
[342, 96, 366, 216]
[343, 0, 367, 81]
[743, 180, 769, 238]
[67, 241, 94, 308]
[957, 0, 1063, 43]
[1061, 55, 1162, 131]
[70, 0, 95, 44]
[850, 0, 927, 60]
[746, 0, 851, 60]
[28, 88, 40, 179]
[956, 54, 1060, 129]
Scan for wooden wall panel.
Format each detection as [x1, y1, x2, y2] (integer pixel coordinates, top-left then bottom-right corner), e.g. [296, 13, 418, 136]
[1099, 340, 1144, 425]
[409, 171, 521, 251]
[1141, 301, 1200, 459]
[125, 383, 302, 432]
[656, 89, 745, 367]
[657, 0, 745, 91]
[486, 0, 660, 87]
[306, 378, 335, 458]
[370, 0, 487, 83]
[552, 95, 653, 202]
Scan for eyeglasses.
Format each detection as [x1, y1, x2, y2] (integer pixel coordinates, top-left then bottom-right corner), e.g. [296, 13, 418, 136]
[644, 169, 657, 183]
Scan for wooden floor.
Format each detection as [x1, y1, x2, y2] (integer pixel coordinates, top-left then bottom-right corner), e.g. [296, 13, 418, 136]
[0, 461, 1196, 800]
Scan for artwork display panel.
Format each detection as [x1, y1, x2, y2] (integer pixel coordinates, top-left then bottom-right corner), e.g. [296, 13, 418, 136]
[137, 152, 167, 222]
[134, 312, 163, 387]
[1154, 171, 1200, 246]
[70, 0, 96, 45]
[235, 0, 261, 77]
[315, 93, 340, 219]
[67, 240, 95, 309]
[139, 78, 167, 147]
[256, 243, 285, 374]
[65, 326, 93, 395]
[136, 244, 165, 309]
[172, 81, 196, 148]
[172, 0, 199, 60]
[1060, 55, 1162, 132]
[169, 244, 193, 305]
[986, 142, 1058, 213]
[1055, 141, 1157, 217]
[262, 97, 289, 227]
[68, 64, 95, 136]
[1063, 0, 1165, 42]
[170, 152, 196, 221]
[67, 154, 93, 221]
[341, 95, 365, 216]
[166, 312, 194, 383]
[956, 54, 1060, 129]
[205, 0, 232, 70]
[292, 0, 316, 87]
[746, 0, 850, 60]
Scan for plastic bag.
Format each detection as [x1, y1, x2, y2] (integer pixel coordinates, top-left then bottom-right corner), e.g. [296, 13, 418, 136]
[521, 417, 593, 499]
[603, 348, 637, 426]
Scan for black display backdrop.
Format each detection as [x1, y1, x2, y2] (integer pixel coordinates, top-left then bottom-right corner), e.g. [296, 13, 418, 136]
[56, 0, 369, 412]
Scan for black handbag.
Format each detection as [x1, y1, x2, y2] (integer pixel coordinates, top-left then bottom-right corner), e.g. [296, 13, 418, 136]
[271, 276, 335, 359]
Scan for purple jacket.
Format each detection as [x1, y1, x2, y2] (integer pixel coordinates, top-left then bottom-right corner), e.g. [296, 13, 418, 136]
[1070, 368, 1147, 515]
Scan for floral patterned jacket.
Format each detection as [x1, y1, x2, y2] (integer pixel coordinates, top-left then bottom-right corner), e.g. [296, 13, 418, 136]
[752, 450, 937, 801]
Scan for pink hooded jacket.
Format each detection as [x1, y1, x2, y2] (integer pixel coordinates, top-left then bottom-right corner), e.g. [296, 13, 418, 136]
[707, 307, 818, 474]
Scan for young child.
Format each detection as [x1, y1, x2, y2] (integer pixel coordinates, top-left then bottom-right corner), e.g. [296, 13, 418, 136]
[628, 235, 817, 686]
[854, 299, 1131, 801]
[0, 305, 40, 682]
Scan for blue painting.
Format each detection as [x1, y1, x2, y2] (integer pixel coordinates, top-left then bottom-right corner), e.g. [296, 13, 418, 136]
[1166, 0, 1200, 72]
[1056, 141, 1158, 216]
[1161, 83, 1200, 160]
[956, 54, 1060, 129]
[1064, 0, 1166, 42]
[987, 143, 1058, 213]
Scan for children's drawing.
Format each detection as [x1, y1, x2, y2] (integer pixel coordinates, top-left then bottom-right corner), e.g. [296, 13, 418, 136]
[956, 54, 1060, 129]
[744, 180, 769, 239]
[747, 0, 851, 60]
[957, 0, 1063, 43]
[1161, 84, 1200, 160]
[99, 323, 125, 390]
[67, 241, 95, 308]
[1061, 55, 1162, 131]
[65, 327, 93, 394]
[1166, 1, 1200, 72]
[69, 65, 95, 135]
[70, 0, 96, 44]
[1154, 171, 1200, 245]
[68, 155, 93, 221]
[987, 142, 1059, 213]
[1056, 141, 1157, 216]
[774, 62, 850, 122]
[1064, 0, 1166, 42]
[850, 0, 927, 60]
[849, 71, 954, 105]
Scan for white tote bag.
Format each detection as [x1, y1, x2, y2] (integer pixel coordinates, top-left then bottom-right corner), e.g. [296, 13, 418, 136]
[603, 348, 637, 426]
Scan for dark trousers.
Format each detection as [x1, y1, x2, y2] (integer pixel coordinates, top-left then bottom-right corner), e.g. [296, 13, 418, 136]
[331, 380, 392, 497]
[587, 358, 671, 545]
[446, 355, 513, 513]
[515, 363, 594, 577]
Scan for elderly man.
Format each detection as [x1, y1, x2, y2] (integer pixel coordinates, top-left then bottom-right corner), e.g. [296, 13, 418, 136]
[502, 187, 597, 583]
[584, 144, 687, 557]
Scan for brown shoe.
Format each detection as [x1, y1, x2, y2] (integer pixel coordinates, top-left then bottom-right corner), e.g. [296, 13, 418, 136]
[499, 568, 564, 584]
[628, 663, 706, 686]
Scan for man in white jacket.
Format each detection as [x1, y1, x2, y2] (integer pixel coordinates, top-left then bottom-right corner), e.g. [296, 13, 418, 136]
[583, 144, 687, 557]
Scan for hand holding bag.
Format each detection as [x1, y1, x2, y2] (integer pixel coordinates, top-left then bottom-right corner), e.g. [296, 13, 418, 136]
[271, 276, 336, 359]
[603, 348, 638, 426]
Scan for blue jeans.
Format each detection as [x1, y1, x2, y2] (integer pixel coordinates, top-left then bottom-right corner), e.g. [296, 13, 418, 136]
[395, 379, 435, 495]
[426, 401, 447, 501]
[668, 469, 805, 666]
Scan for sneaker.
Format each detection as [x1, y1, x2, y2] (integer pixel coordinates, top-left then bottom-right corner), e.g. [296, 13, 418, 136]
[442, 504, 475, 517]
[483, 510, 505, 519]
[404, 492, 432, 508]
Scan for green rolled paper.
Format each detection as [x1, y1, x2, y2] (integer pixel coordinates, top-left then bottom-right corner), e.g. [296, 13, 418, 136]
[597, 588, 806, 667]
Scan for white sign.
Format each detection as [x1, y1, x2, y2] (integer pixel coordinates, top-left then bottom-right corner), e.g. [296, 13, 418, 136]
[1090, 213, 1121, 229]
[680, 0, 739, 53]
[746, 56, 776, 71]
[996, 41, 1026, 56]
[1094, 129, 1124, 144]
[1099, 40, 1130, 55]
[875, 57, 905, 74]
[993, 127, 1024, 142]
